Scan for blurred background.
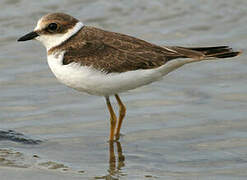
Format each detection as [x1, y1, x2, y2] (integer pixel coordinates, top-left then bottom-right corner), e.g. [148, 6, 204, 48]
[0, 0, 247, 179]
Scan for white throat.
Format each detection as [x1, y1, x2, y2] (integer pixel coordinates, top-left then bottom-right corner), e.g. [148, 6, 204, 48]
[35, 22, 84, 51]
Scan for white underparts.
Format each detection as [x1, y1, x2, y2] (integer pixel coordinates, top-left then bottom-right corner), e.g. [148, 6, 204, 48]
[35, 22, 84, 51]
[47, 51, 200, 96]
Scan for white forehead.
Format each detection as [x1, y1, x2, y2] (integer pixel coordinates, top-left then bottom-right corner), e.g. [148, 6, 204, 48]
[34, 17, 44, 31]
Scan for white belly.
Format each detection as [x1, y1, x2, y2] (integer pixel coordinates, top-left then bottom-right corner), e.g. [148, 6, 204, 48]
[47, 52, 190, 96]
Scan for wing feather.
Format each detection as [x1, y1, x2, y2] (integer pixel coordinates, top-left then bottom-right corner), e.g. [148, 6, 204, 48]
[49, 26, 204, 73]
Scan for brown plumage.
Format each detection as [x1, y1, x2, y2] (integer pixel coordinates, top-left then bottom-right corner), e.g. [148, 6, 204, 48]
[48, 26, 241, 73]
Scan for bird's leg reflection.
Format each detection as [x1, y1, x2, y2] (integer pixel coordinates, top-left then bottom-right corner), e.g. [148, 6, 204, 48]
[116, 141, 125, 168]
[109, 141, 116, 174]
[108, 141, 125, 177]
[95, 142, 126, 179]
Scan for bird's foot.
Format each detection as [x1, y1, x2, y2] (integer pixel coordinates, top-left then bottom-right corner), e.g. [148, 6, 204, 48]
[115, 133, 124, 141]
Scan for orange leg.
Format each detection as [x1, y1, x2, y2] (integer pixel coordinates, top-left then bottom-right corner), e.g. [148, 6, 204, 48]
[115, 94, 126, 140]
[105, 96, 117, 142]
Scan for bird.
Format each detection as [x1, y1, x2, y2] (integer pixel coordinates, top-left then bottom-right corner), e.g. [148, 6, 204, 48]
[18, 13, 242, 142]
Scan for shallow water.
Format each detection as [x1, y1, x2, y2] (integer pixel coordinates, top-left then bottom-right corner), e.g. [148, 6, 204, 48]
[0, 0, 247, 179]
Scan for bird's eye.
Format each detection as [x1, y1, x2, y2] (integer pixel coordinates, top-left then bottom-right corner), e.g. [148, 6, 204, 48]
[48, 23, 58, 31]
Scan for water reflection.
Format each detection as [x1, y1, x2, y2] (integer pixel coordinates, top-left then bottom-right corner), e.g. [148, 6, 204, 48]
[95, 141, 126, 179]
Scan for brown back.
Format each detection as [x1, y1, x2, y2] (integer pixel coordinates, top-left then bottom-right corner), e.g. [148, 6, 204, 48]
[49, 26, 200, 73]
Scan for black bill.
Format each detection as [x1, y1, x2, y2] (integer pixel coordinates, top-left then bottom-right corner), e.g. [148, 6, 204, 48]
[17, 31, 39, 42]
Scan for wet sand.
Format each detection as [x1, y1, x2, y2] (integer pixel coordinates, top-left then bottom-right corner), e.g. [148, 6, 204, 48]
[0, 0, 247, 179]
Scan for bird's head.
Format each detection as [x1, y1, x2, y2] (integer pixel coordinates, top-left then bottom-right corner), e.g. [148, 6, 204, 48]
[18, 13, 84, 50]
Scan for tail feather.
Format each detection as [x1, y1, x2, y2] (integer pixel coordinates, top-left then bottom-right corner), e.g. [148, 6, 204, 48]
[213, 51, 241, 58]
[159, 46, 242, 76]
[186, 46, 242, 59]
[167, 46, 242, 61]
